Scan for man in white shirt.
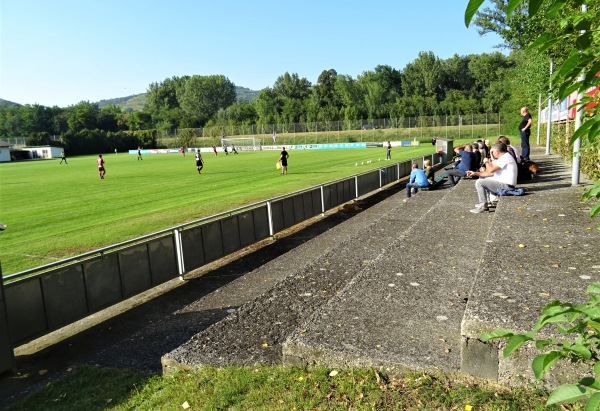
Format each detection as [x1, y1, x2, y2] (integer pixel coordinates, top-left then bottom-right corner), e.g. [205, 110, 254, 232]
[466, 142, 518, 213]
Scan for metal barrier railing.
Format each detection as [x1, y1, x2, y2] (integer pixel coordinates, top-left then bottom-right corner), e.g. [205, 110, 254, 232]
[0, 152, 442, 354]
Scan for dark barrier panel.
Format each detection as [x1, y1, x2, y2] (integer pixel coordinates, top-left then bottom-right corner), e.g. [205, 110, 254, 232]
[357, 170, 380, 197]
[42, 266, 87, 330]
[202, 221, 225, 264]
[238, 209, 257, 247]
[310, 189, 322, 215]
[148, 236, 178, 284]
[0, 268, 15, 374]
[84, 254, 122, 312]
[399, 161, 411, 178]
[119, 244, 152, 298]
[271, 201, 285, 234]
[253, 206, 270, 240]
[381, 165, 396, 186]
[221, 216, 241, 255]
[182, 226, 205, 271]
[323, 179, 355, 210]
[281, 197, 297, 230]
[5, 278, 46, 344]
[292, 195, 305, 224]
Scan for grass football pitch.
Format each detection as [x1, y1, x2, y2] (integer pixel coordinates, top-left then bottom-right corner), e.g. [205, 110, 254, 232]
[0, 145, 441, 276]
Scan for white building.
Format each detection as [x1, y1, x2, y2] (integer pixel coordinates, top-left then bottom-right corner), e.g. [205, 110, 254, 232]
[0, 141, 11, 162]
[22, 146, 64, 159]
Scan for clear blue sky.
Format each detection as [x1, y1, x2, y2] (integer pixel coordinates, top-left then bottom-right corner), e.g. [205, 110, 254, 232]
[0, 0, 502, 108]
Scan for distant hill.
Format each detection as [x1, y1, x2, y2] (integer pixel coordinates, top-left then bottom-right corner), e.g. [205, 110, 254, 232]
[97, 86, 261, 112]
[235, 86, 260, 103]
[0, 98, 21, 107]
[0, 86, 260, 112]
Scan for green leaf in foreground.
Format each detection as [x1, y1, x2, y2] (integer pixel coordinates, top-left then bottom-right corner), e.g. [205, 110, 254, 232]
[546, 383, 588, 405]
[532, 351, 564, 379]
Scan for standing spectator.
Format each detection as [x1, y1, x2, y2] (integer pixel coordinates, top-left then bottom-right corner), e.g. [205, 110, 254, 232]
[386, 141, 392, 160]
[447, 144, 476, 187]
[272, 131, 277, 144]
[115, 148, 118, 155]
[467, 142, 518, 213]
[97, 154, 106, 179]
[195, 151, 204, 174]
[279, 147, 289, 174]
[519, 107, 533, 161]
[137, 146, 143, 161]
[59, 151, 67, 164]
[404, 163, 429, 202]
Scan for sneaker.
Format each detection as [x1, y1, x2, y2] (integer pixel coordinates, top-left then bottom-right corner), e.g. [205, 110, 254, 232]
[403, 198, 410, 203]
[474, 202, 486, 208]
[470, 204, 489, 213]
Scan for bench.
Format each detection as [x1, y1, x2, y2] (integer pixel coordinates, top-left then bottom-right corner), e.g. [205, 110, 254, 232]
[420, 173, 447, 191]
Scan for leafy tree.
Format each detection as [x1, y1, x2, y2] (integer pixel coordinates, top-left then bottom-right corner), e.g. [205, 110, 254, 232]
[67, 101, 100, 132]
[402, 51, 445, 100]
[0, 106, 23, 137]
[272, 72, 311, 102]
[98, 104, 126, 132]
[145, 76, 189, 129]
[253, 88, 278, 124]
[441, 54, 475, 97]
[316, 69, 339, 107]
[334, 74, 366, 121]
[126, 111, 153, 131]
[178, 75, 236, 127]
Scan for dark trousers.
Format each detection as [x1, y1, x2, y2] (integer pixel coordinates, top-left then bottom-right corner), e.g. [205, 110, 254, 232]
[447, 169, 466, 186]
[520, 130, 531, 161]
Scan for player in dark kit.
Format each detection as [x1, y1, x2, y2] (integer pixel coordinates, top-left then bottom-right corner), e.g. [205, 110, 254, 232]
[279, 147, 289, 174]
[195, 151, 204, 174]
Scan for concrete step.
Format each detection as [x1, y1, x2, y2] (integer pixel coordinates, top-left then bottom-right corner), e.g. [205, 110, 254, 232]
[460, 154, 599, 387]
[161, 186, 451, 372]
[281, 180, 494, 373]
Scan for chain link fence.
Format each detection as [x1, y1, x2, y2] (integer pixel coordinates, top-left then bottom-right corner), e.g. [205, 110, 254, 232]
[157, 114, 506, 148]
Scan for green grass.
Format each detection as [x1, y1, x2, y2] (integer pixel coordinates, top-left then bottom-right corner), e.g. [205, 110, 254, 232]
[0, 144, 449, 276]
[6, 365, 572, 411]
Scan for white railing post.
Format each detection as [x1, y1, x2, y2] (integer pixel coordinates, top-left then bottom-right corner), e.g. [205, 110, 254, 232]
[267, 200, 274, 237]
[355, 175, 359, 199]
[174, 229, 185, 280]
[379, 168, 383, 189]
[320, 185, 325, 215]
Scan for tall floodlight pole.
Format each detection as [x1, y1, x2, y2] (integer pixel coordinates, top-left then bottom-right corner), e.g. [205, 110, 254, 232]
[536, 93, 542, 144]
[546, 60, 554, 155]
[572, 4, 587, 185]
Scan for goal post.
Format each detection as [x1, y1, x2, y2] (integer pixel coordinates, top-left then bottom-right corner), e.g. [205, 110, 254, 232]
[222, 137, 261, 151]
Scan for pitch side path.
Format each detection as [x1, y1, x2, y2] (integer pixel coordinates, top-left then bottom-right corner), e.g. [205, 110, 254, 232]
[1, 146, 598, 406]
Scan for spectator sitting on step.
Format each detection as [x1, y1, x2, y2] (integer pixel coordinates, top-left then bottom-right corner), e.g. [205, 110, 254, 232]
[447, 144, 477, 188]
[466, 142, 518, 213]
[498, 136, 521, 164]
[424, 159, 435, 185]
[471, 143, 482, 170]
[404, 163, 429, 202]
